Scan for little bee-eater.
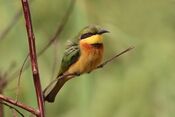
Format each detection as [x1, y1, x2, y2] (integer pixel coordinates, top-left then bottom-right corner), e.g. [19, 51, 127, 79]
[44, 25, 109, 102]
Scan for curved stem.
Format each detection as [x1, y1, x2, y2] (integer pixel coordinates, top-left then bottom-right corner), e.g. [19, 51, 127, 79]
[21, 0, 45, 116]
[0, 101, 24, 117]
[0, 94, 39, 116]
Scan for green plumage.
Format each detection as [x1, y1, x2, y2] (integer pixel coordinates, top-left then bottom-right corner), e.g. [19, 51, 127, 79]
[43, 41, 80, 102]
[58, 41, 80, 76]
[43, 24, 109, 102]
[58, 24, 105, 76]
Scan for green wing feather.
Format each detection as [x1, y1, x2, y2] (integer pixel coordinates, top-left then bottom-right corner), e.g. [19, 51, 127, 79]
[58, 41, 80, 76]
[44, 41, 80, 102]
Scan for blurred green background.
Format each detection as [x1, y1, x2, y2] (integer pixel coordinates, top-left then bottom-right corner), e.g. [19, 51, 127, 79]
[1, 0, 175, 117]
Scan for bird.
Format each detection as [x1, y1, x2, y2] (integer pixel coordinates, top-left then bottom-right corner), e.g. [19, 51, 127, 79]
[43, 24, 109, 102]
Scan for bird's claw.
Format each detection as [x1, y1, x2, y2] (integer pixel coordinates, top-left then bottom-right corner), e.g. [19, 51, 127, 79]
[75, 72, 80, 76]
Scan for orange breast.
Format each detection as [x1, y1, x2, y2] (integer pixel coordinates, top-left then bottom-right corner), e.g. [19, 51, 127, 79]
[67, 42, 103, 74]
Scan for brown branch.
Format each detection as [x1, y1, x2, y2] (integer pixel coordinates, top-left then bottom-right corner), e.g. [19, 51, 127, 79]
[0, 94, 39, 116]
[0, 101, 24, 117]
[21, 0, 44, 116]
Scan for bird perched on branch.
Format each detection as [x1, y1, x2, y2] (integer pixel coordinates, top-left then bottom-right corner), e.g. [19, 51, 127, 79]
[44, 25, 109, 102]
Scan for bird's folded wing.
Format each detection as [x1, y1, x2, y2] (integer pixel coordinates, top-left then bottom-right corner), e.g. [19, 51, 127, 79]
[58, 41, 80, 76]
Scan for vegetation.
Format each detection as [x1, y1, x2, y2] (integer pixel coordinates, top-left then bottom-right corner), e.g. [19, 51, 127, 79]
[0, 0, 175, 116]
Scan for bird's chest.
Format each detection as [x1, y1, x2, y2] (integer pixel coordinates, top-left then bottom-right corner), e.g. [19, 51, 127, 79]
[78, 43, 103, 73]
[67, 43, 103, 74]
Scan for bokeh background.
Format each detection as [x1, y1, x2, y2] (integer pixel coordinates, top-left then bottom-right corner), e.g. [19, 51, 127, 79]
[1, 0, 175, 117]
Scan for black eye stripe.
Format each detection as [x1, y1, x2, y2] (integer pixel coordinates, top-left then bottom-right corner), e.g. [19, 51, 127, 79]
[80, 32, 94, 39]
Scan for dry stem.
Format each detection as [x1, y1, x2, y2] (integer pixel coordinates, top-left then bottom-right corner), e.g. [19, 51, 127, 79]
[21, 0, 44, 116]
[0, 94, 39, 116]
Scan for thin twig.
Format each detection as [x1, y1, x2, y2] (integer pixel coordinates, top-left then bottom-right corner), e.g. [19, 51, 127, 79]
[0, 94, 39, 116]
[38, 0, 76, 56]
[97, 46, 135, 68]
[0, 101, 24, 117]
[0, 0, 34, 41]
[21, 0, 44, 117]
[16, 54, 29, 102]
[51, 40, 59, 79]
[0, 10, 22, 41]
[43, 46, 134, 101]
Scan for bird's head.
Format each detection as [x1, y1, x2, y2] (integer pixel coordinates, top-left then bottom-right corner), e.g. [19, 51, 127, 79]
[78, 25, 109, 45]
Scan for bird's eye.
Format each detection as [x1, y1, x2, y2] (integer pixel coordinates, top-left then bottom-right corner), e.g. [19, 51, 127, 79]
[80, 33, 94, 39]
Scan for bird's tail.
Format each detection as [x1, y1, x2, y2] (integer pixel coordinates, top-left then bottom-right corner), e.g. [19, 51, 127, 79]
[43, 77, 68, 102]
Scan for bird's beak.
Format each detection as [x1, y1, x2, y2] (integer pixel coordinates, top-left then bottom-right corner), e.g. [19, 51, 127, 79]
[98, 29, 110, 35]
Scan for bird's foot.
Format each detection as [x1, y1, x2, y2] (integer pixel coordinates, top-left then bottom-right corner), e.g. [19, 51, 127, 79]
[74, 72, 80, 76]
[87, 71, 91, 74]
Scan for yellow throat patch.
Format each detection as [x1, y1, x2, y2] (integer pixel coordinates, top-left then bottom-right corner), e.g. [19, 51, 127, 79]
[80, 34, 103, 44]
